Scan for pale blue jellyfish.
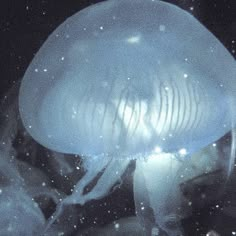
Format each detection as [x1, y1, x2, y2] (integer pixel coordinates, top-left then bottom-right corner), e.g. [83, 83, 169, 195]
[0, 149, 45, 236]
[18, 0, 236, 235]
[0, 88, 76, 236]
[0, 186, 45, 236]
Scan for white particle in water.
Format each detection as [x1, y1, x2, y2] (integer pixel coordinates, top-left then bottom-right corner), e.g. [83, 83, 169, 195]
[159, 24, 166, 32]
[114, 223, 120, 229]
[154, 146, 162, 153]
[179, 148, 187, 155]
[126, 36, 141, 44]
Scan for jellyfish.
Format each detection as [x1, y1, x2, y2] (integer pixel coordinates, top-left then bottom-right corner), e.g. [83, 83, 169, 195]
[18, 0, 236, 235]
[0, 148, 45, 235]
[0, 85, 79, 236]
[0, 186, 45, 236]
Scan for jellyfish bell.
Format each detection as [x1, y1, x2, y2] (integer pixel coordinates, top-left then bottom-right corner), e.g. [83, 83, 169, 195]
[19, 0, 235, 158]
[18, 0, 236, 235]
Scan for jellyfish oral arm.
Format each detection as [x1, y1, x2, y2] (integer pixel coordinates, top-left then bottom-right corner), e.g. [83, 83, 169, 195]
[133, 143, 227, 236]
[45, 156, 130, 232]
[64, 156, 130, 205]
[134, 153, 185, 236]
